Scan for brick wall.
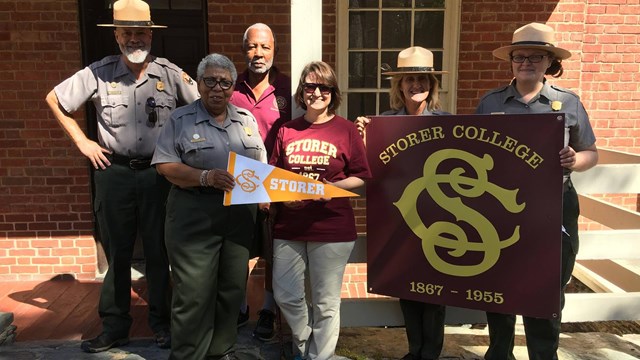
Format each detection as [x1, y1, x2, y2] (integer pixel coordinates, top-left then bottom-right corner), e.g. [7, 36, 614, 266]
[1, 0, 97, 280]
[0, 0, 638, 280]
[457, 0, 640, 218]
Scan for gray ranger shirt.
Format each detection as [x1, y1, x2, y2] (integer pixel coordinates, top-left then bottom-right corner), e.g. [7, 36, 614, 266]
[152, 101, 267, 171]
[54, 55, 199, 158]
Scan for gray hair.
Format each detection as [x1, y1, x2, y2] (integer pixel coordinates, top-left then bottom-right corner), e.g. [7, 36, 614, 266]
[242, 23, 276, 48]
[196, 53, 237, 82]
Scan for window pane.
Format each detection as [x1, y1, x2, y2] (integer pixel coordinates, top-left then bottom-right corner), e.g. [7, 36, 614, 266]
[349, 11, 379, 49]
[170, 0, 201, 9]
[349, 0, 379, 8]
[146, 0, 170, 9]
[414, 11, 444, 48]
[349, 52, 378, 88]
[380, 51, 398, 88]
[382, 0, 411, 8]
[415, 0, 445, 8]
[379, 92, 391, 114]
[381, 11, 411, 48]
[348, 93, 377, 120]
[432, 50, 443, 72]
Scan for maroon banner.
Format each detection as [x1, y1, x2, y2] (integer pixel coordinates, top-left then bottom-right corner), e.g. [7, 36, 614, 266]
[366, 114, 565, 319]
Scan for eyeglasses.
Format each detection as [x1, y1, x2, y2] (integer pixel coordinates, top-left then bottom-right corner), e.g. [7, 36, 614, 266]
[146, 97, 157, 124]
[202, 77, 234, 90]
[303, 83, 333, 95]
[510, 54, 547, 63]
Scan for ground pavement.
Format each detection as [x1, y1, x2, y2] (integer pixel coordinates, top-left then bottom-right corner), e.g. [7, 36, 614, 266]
[1, 322, 640, 360]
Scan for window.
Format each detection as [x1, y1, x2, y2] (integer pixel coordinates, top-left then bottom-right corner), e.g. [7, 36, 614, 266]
[337, 0, 460, 119]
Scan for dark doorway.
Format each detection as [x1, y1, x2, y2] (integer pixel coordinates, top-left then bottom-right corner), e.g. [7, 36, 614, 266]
[77, 0, 207, 268]
[78, 0, 207, 76]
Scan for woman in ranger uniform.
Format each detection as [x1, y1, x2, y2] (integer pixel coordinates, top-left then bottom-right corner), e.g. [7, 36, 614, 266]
[476, 22, 598, 360]
[152, 53, 266, 360]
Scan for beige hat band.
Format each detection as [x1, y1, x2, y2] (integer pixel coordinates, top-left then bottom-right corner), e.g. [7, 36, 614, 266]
[511, 40, 554, 47]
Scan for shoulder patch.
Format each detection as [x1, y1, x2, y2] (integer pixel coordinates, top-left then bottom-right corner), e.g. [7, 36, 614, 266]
[182, 72, 194, 85]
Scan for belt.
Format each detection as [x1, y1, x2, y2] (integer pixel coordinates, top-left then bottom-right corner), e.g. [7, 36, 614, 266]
[563, 178, 573, 193]
[177, 185, 224, 195]
[109, 153, 152, 170]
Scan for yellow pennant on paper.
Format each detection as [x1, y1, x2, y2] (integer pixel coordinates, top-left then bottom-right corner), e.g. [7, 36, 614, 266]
[223, 152, 359, 206]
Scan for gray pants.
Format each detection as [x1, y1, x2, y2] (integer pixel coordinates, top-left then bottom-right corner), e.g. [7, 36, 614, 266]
[273, 239, 355, 360]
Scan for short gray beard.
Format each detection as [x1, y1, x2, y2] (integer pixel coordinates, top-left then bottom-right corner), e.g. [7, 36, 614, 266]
[121, 44, 150, 64]
[248, 58, 273, 74]
[126, 49, 149, 64]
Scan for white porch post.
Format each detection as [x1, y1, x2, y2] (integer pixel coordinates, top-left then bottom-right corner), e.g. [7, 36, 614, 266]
[290, 0, 323, 118]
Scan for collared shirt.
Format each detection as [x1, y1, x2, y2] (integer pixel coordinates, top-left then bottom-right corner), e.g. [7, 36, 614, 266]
[152, 101, 266, 170]
[475, 80, 596, 178]
[382, 107, 450, 116]
[230, 68, 292, 156]
[54, 55, 199, 158]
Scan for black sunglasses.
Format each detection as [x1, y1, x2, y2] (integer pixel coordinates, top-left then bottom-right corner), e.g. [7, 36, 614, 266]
[510, 54, 547, 63]
[202, 77, 234, 90]
[303, 83, 333, 95]
[146, 97, 157, 124]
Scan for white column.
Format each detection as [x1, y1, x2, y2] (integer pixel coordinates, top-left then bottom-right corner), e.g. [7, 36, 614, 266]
[290, 0, 322, 118]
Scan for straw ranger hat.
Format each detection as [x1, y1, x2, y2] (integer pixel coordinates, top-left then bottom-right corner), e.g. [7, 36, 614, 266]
[382, 46, 447, 75]
[493, 22, 571, 60]
[98, 0, 166, 28]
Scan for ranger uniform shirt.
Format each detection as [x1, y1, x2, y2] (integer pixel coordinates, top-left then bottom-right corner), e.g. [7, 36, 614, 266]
[54, 55, 199, 158]
[475, 80, 596, 179]
[152, 101, 266, 171]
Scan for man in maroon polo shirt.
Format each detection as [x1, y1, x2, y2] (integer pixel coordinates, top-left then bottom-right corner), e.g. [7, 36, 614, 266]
[230, 22, 292, 341]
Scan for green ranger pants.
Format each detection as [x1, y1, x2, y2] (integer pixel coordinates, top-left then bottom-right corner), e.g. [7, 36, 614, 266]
[165, 186, 255, 360]
[485, 181, 580, 360]
[93, 163, 172, 337]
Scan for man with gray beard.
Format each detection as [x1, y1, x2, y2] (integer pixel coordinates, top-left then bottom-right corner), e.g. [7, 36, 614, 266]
[45, 0, 198, 353]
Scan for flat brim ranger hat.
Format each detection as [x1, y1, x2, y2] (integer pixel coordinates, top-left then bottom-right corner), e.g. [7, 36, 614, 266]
[98, 0, 166, 28]
[493, 22, 571, 60]
[382, 46, 447, 76]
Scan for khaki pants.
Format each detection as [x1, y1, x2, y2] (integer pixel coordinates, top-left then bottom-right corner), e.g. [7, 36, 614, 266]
[273, 239, 355, 360]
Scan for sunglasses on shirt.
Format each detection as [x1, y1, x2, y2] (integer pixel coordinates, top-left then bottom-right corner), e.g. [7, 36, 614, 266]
[146, 97, 157, 124]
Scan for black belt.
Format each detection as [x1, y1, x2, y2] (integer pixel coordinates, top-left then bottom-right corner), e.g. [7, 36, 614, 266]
[109, 153, 152, 170]
[177, 185, 224, 195]
[563, 178, 573, 193]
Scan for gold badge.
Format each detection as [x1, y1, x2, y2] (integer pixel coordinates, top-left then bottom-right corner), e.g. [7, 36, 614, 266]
[110, 82, 117, 88]
[244, 127, 253, 136]
[551, 101, 562, 111]
[156, 81, 165, 91]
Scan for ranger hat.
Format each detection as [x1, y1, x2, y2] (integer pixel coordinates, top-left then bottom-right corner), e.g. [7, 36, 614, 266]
[382, 46, 447, 75]
[493, 22, 571, 60]
[98, 0, 166, 28]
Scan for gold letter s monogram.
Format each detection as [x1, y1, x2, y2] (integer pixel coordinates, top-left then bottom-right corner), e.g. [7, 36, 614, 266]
[394, 149, 525, 277]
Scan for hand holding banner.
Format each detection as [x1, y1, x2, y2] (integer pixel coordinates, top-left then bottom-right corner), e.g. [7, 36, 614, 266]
[223, 152, 359, 206]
